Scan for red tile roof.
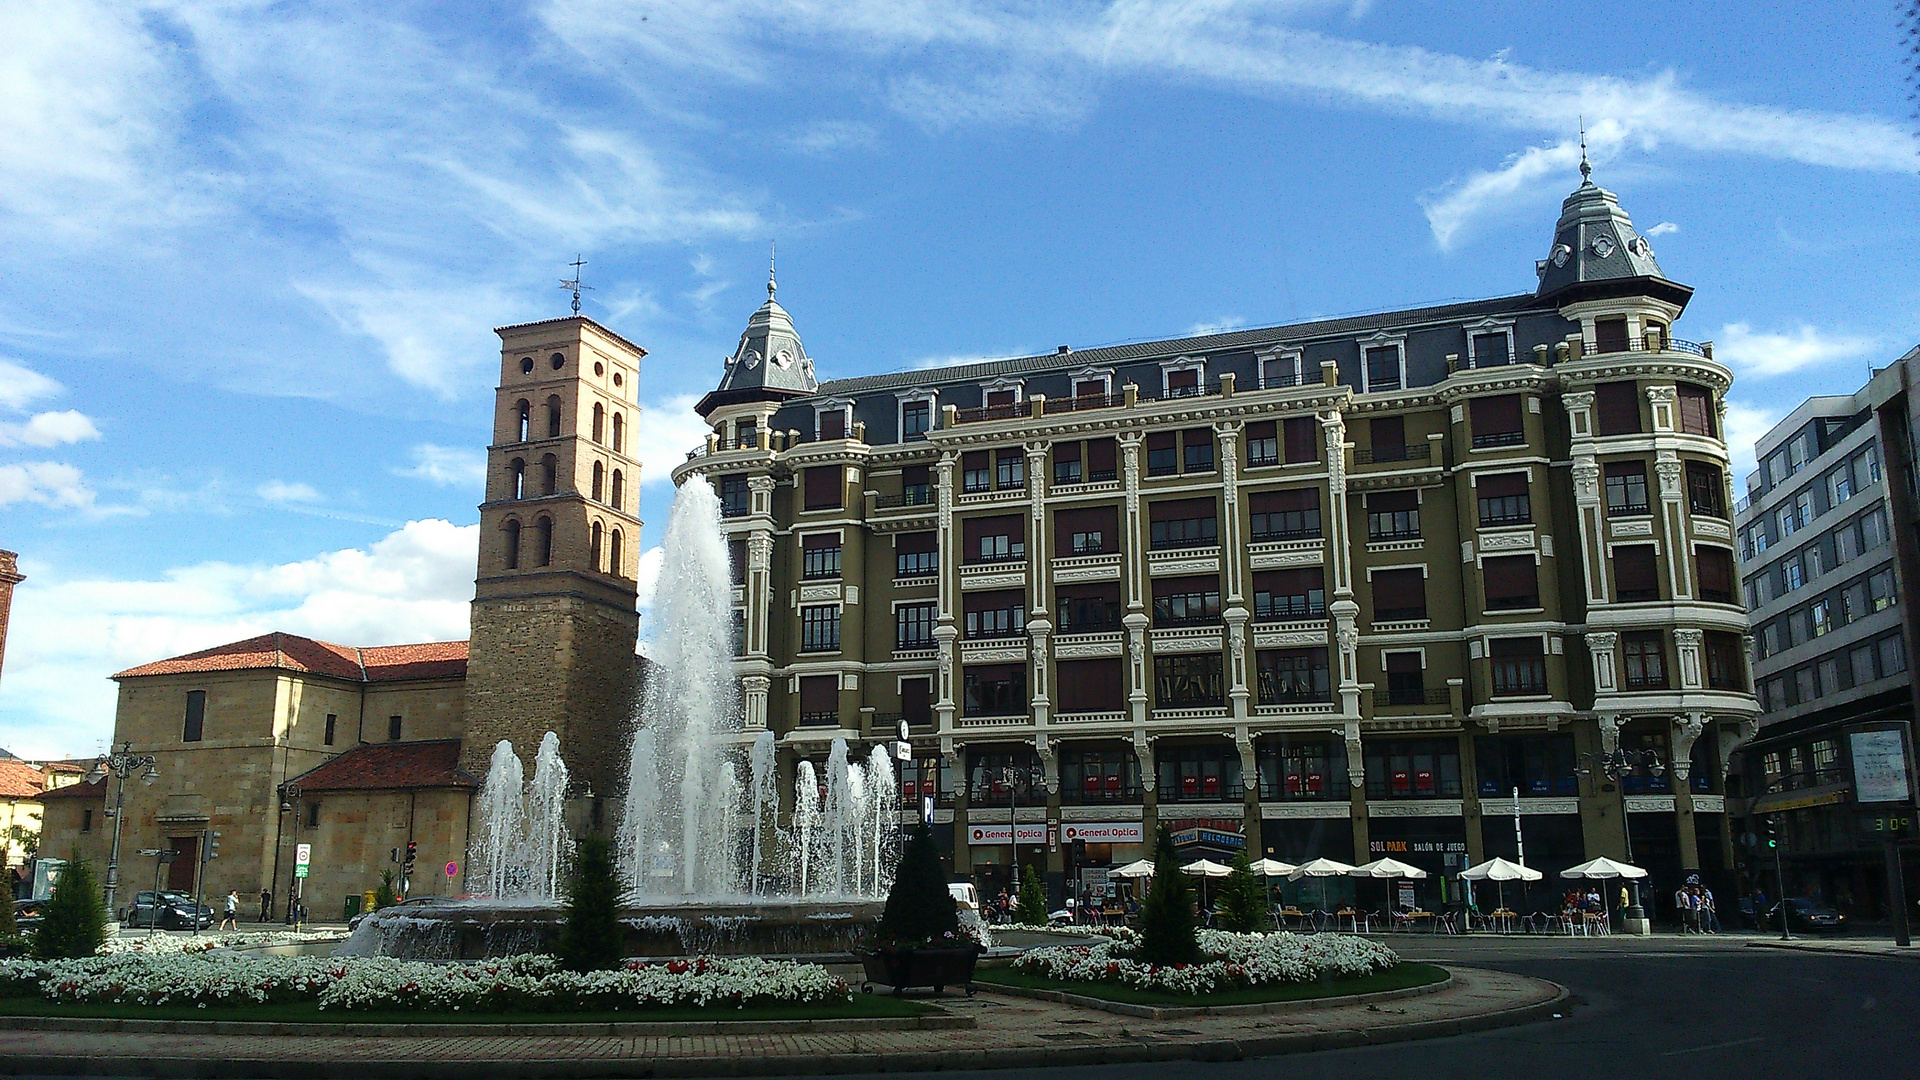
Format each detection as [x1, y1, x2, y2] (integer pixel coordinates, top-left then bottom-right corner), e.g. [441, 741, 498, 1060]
[0, 759, 46, 799]
[114, 632, 467, 683]
[37, 776, 104, 802]
[290, 740, 477, 792]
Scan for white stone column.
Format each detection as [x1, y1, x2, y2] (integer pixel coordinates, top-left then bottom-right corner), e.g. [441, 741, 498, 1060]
[935, 450, 960, 741]
[1657, 454, 1691, 599]
[1588, 631, 1619, 695]
[1121, 432, 1149, 723]
[1322, 411, 1360, 717]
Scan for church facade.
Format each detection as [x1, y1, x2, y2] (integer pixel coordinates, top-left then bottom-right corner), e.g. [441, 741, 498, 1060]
[677, 170, 1763, 914]
[37, 317, 647, 916]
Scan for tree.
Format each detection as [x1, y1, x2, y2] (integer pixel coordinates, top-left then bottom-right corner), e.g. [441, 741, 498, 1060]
[372, 869, 398, 911]
[1015, 864, 1048, 926]
[558, 835, 624, 972]
[1137, 826, 1200, 965]
[32, 860, 107, 960]
[1216, 851, 1267, 933]
[0, 866, 15, 939]
[5, 826, 36, 861]
[877, 822, 961, 949]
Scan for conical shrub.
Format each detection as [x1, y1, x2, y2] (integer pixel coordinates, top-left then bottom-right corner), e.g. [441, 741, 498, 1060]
[878, 822, 961, 948]
[558, 835, 625, 971]
[33, 860, 106, 960]
[1137, 826, 1200, 965]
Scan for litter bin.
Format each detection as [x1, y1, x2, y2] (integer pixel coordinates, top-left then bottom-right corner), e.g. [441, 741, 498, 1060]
[344, 893, 363, 921]
[364, 889, 378, 914]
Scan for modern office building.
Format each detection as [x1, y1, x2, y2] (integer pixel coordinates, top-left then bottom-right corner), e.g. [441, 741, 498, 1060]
[678, 167, 1762, 912]
[1733, 346, 1920, 920]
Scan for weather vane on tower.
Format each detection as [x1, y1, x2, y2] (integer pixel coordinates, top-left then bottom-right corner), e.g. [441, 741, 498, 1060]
[560, 255, 592, 315]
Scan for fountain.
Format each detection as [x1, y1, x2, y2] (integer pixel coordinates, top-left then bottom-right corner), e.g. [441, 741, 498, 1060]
[345, 478, 904, 960]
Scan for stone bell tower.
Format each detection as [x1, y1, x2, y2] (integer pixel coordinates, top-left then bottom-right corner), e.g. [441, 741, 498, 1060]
[463, 316, 645, 805]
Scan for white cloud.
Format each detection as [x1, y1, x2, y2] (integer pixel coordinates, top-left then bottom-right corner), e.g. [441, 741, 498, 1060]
[396, 444, 487, 489]
[911, 352, 1023, 371]
[257, 480, 323, 505]
[0, 359, 63, 411]
[0, 462, 96, 509]
[0, 410, 102, 448]
[1188, 316, 1248, 336]
[0, 520, 479, 758]
[1420, 136, 1591, 249]
[1716, 322, 1880, 379]
[633, 394, 722, 483]
[1646, 222, 1679, 237]
[633, 545, 666, 609]
[783, 119, 880, 156]
[1723, 398, 1783, 486]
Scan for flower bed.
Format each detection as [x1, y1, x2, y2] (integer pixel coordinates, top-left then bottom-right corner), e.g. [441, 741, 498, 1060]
[101, 930, 342, 956]
[0, 953, 849, 1013]
[1011, 931, 1396, 996]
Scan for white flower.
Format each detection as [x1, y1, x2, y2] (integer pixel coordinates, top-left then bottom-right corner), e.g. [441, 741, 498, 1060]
[1011, 931, 1397, 994]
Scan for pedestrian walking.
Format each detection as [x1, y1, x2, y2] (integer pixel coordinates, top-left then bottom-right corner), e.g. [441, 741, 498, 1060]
[1700, 885, 1719, 933]
[259, 887, 273, 923]
[220, 890, 239, 931]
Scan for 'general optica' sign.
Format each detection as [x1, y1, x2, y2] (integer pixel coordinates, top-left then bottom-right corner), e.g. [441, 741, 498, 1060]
[1060, 823, 1144, 843]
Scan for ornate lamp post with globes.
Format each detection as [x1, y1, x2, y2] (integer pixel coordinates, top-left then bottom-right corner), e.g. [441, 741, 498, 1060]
[86, 742, 160, 920]
[1577, 746, 1667, 921]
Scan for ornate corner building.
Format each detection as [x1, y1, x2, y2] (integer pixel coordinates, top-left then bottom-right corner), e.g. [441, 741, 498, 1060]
[674, 173, 1761, 909]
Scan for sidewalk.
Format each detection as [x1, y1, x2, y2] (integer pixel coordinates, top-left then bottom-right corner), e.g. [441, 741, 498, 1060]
[1743, 936, 1920, 959]
[0, 966, 1565, 1078]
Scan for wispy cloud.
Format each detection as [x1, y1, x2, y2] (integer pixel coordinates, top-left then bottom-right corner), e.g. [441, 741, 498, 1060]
[0, 462, 96, 509]
[257, 480, 323, 505]
[633, 394, 723, 484]
[784, 119, 880, 156]
[1723, 398, 1783, 484]
[1188, 316, 1248, 337]
[0, 359, 64, 411]
[1716, 322, 1880, 379]
[1646, 222, 1679, 237]
[395, 444, 487, 489]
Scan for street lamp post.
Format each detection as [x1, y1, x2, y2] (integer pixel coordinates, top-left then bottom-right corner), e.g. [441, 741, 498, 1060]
[86, 742, 159, 921]
[279, 783, 303, 926]
[1577, 747, 1667, 921]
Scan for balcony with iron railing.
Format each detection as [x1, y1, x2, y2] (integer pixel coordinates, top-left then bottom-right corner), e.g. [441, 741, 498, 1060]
[1158, 777, 1246, 803]
[952, 402, 1028, 424]
[874, 487, 935, 509]
[799, 711, 841, 727]
[1044, 392, 1127, 415]
[1354, 443, 1432, 465]
[1373, 687, 1450, 708]
[1489, 659, 1548, 697]
[1471, 430, 1527, 449]
[1061, 779, 1143, 805]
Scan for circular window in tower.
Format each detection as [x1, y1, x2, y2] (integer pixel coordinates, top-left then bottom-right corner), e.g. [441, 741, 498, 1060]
[550, 352, 566, 370]
[594, 361, 605, 376]
[520, 357, 534, 374]
[612, 372, 623, 387]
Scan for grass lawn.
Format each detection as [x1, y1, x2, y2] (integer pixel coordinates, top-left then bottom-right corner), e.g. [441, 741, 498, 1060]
[0, 994, 934, 1025]
[975, 962, 1448, 1007]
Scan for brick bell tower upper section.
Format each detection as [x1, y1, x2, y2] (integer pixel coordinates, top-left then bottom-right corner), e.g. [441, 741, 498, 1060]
[464, 315, 646, 798]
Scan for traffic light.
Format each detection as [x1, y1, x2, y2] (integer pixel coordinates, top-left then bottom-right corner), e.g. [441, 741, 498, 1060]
[403, 840, 417, 871]
[205, 829, 221, 860]
[1764, 816, 1779, 849]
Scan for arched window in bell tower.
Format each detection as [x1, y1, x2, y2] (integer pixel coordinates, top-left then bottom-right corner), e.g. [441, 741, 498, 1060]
[516, 400, 531, 442]
[592, 461, 605, 502]
[612, 412, 624, 452]
[536, 517, 554, 567]
[610, 469, 624, 510]
[509, 458, 525, 500]
[592, 403, 605, 444]
[546, 396, 563, 438]
[610, 528, 624, 577]
[540, 454, 557, 496]
[503, 519, 521, 570]
[590, 520, 604, 570]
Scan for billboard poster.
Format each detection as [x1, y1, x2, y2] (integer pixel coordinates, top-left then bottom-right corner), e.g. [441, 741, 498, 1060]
[1850, 728, 1913, 805]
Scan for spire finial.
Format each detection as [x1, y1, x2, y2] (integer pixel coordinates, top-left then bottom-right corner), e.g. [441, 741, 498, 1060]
[1578, 118, 1592, 182]
[559, 255, 592, 315]
[767, 241, 777, 300]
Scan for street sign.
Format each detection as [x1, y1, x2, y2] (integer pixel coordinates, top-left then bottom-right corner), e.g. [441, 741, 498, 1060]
[445, 861, 459, 879]
[295, 843, 311, 867]
[294, 864, 309, 879]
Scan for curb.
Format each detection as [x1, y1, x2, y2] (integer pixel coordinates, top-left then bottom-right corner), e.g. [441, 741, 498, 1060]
[0, 970, 1569, 1078]
[974, 969, 1454, 1019]
[1742, 939, 1920, 959]
[0, 1011, 975, 1037]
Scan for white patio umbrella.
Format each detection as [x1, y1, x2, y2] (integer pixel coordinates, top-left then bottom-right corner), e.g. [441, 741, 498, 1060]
[1459, 856, 1543, 915]
[1288, 857, 1357, 914]
[1180, 859, 1234, 877]
[1560, 856, 1647, 880]
[1109, 859, 1157, 878]
[1250, 858, 1297, 877]
[1350, 857, 1429, 879]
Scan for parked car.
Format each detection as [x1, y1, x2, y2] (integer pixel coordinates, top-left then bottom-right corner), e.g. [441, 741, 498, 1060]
[1764, 898, 1848, 933]
[12, 898, 45, 932]
[346, 895, 453, 931]
[947, 882, 979, 911]
[123, 891, 214, 930]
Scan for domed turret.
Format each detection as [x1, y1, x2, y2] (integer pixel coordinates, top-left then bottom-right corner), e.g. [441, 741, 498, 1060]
[696, 268, 818, 419]
[1534, 156, 1691, 311]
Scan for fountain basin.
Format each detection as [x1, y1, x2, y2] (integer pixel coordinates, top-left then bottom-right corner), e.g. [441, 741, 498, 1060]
[338, 898, 886, 961]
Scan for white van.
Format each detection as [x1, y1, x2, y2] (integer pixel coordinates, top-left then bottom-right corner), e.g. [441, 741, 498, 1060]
[947, 882, 979, 911]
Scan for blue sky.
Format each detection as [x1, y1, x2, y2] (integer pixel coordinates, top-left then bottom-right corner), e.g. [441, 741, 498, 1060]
[2, 0, 1915, 759]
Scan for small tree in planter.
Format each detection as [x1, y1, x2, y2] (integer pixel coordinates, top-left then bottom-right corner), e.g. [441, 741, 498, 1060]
[1015, 865, 1049, 926]
[864, 822, 977, 995]
[32, 860, 106, 960]
[1216, 851, 1267, 933]
[559, 835, 625, 972]
[1137, 826, 1200, 965]
[372, 869, 398, 911]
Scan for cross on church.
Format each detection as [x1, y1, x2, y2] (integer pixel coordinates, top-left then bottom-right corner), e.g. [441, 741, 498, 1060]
[560, 255, 593, 314]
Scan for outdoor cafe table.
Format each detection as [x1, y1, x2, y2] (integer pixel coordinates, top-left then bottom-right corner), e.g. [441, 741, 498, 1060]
[1334, 907, 1365, 933]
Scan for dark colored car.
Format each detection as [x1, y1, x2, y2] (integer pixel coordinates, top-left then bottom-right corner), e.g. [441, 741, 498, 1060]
[12, 898, 45, 932]
[123, 890, 214, 930]
[1764, 898, 1848, 933]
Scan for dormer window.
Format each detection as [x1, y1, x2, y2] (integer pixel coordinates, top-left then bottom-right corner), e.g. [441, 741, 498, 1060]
[735, 418, 758, 449]
[1470, 326, 1513, 368]
[900, 399, 932, 441]
[1364, 346, 1403, 392]
[1594, 317, 1631, 354]
[1261, 352, 1303, 389]
[981, 378, 1023, 416]
[817, 407, 847, 441]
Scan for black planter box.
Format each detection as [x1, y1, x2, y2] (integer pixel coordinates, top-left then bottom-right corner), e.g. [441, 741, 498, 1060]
[856, 944, 980, 996]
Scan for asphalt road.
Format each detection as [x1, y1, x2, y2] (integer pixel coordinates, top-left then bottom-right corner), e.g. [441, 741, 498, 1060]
[832, 935, 1920, 1080]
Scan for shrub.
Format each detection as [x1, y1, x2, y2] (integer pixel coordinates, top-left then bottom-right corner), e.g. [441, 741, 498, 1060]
[372, 870, 397, 911]
[1136, 827, 1200, 965]
[877, 822, 961, 949]
[1015, 864, 1049, 926]
[32, 860, 106, 960]
[558, 835, 624, 972]
[0, 868, 14, 939]
[1216, 851, 1267, 933]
